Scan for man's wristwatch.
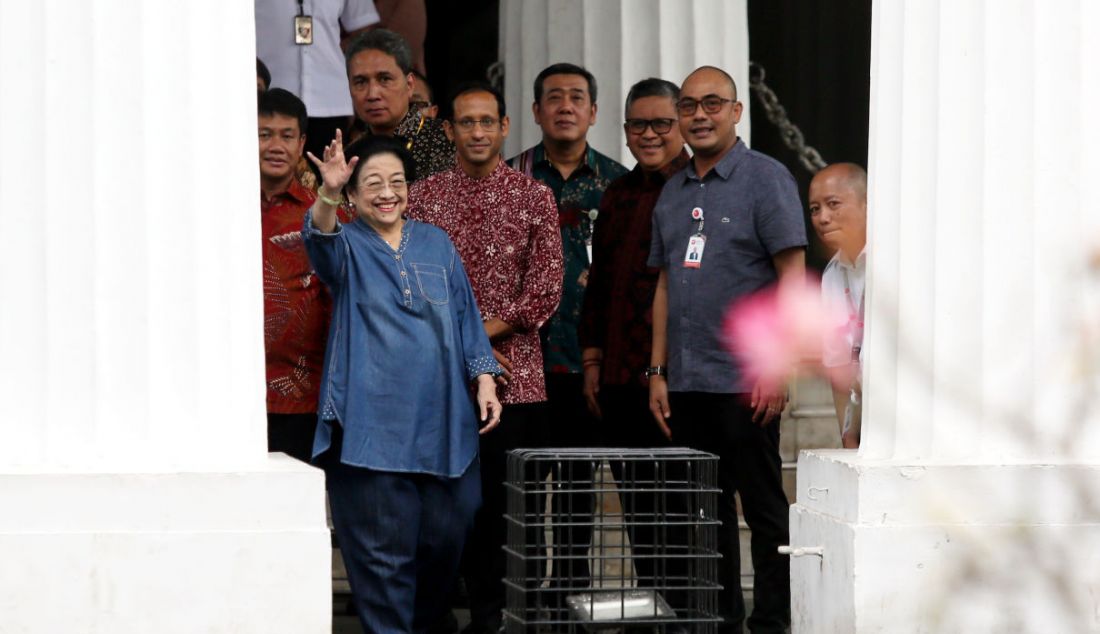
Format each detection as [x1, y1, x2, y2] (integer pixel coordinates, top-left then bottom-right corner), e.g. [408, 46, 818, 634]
[644, 365, 667, 378]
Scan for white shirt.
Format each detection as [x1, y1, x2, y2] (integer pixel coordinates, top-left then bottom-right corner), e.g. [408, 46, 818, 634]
[255, 0, 380, 118]
[821, 248, 866, 368]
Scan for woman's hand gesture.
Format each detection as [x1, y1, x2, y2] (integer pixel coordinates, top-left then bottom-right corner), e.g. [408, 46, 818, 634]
[306, 128, 359, 197]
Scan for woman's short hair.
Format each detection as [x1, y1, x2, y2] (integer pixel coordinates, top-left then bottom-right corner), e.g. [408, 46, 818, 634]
[343, 135, 417, 194]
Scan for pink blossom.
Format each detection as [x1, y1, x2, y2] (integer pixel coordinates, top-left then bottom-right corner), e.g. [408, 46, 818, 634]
[723, 276, 852, 392]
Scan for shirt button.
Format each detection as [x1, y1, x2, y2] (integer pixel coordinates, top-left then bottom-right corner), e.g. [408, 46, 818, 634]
[404, 289, 411, 295]
[400, 271, 407, 277]
[395, 255, 401, 260]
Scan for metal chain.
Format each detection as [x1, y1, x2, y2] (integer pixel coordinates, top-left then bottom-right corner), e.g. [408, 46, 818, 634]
[749, 62, 827, 174]
[486, 61, 504, 92]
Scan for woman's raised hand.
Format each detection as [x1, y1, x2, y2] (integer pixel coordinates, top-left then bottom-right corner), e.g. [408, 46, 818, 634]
[306, 129, 359, 196]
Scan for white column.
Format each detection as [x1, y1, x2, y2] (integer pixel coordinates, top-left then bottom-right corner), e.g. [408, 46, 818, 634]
[0, 1, 330, 632]
[499, 0, 750, 166]
[791, 1, 1100, 631]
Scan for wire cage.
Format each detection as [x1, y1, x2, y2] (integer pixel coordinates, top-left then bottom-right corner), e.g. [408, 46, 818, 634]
[503, 448, 722, 633]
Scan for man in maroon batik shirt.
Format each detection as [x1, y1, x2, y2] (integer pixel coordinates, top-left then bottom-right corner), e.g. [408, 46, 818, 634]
[579, 77, 689, 433]
[408, 81, 563, 634]
[258, 88, 351, 462]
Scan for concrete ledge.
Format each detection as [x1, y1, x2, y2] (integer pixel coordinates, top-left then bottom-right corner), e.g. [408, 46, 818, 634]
[0, 454, 331, 633]
[795, 449, 1100, 525]
[791, 452, 1100, 632]
[791, 504, 1100, 632]
[0, 453, 325, 532]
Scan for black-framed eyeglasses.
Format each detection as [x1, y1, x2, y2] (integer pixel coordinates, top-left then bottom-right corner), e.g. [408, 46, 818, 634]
[624, 118, 675, 135]
[676, 96, 735, 116]
[453, 117, 500, 131]
[410, 100, 431, 111]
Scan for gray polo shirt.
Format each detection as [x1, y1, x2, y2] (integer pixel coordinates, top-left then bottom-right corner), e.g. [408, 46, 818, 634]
[648, 139, 807, 394]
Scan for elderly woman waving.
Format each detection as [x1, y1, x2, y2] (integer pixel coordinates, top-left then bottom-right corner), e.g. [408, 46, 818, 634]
[303, 131, 501, 633]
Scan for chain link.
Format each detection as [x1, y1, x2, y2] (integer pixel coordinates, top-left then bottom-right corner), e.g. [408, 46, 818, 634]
[749, 62, 827, 174]
[486, 61, 505, 92]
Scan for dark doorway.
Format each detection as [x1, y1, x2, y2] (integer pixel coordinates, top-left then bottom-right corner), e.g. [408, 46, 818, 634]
[424, 0, 500, 121]
[748, 0, 872, 269]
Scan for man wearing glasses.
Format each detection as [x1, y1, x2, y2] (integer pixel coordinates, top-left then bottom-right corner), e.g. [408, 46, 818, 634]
[257, 88, 352, 463]
[648, 66, 807, 633]
[410, 69, 438, 119]
[408, 82, 563, 634]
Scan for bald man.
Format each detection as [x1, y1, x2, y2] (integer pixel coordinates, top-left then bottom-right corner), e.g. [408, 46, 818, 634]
[809, 163, 868, 449]
[648, 65, 806, 633]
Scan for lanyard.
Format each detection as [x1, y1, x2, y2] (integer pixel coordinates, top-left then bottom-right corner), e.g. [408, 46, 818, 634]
[297, 0, 305, 16]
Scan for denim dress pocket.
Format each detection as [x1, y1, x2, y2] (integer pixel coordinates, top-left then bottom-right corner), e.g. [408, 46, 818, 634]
[410, 262, 449, 305]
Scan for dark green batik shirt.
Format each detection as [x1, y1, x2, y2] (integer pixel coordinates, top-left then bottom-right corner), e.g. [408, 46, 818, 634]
[508, 143, 628, 374]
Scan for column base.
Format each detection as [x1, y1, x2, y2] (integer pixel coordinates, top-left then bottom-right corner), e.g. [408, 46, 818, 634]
[790, 450, 1100, 632]
[0, 453, 331, 633]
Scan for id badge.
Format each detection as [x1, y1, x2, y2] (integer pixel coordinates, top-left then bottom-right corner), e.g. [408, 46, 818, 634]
[294, 15, 314, 45]
[683, 234, 706, 268]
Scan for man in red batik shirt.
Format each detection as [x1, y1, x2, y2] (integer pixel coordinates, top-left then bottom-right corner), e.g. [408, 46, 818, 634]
[408, 82, 563, 634]
[259, 88, 350, 462]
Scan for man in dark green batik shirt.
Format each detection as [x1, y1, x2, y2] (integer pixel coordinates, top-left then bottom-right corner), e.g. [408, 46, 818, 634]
[509, 63, 628, 376]
[506, 62, 627, 601]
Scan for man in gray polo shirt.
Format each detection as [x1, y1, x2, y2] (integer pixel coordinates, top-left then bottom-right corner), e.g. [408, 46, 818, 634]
[647, 65, 806, 633]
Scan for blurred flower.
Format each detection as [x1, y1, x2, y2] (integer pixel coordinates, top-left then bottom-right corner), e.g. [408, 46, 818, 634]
[723, 276, 852, 392]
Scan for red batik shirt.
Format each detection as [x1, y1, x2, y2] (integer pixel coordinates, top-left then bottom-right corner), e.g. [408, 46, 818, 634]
[261, 180, 350, 414]
[408, 161, 563, 404]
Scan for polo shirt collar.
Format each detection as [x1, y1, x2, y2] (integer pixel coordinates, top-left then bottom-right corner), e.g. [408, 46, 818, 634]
[684, 138, 748, 183]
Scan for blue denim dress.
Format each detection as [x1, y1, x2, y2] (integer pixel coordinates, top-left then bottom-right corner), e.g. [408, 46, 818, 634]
[303, 214, 500, 477]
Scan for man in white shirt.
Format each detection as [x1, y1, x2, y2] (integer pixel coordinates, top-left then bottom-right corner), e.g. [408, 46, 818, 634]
[255, 0, 380, 162]
[809, 162, 867, 448]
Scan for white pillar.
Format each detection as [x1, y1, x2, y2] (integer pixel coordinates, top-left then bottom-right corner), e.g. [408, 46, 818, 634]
[499, 0, 750, 166]
[791, 1, 1100, 631]
[0, 1, 330, 631]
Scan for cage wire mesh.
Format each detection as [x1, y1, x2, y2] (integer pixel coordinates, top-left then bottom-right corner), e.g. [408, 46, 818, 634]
[503, 448, 722, 633]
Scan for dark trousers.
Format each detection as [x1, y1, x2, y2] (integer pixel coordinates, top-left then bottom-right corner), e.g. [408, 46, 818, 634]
[544, 373, 603, 592]
[325, 431, 481, 634]
[668, 392, 790, 634]
[267, 412, 317, 463]
[463, 401, 551, 630]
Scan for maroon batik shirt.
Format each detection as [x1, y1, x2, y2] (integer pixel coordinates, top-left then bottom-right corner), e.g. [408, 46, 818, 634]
[409, 161, 563, 404]
[578, 151, 691, 388]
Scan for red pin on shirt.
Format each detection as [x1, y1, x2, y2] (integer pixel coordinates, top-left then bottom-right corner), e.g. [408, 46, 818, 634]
[691, 207, 704, 221]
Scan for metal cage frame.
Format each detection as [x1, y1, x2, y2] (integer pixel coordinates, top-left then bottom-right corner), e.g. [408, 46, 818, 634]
[503, 448, 723, 633]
